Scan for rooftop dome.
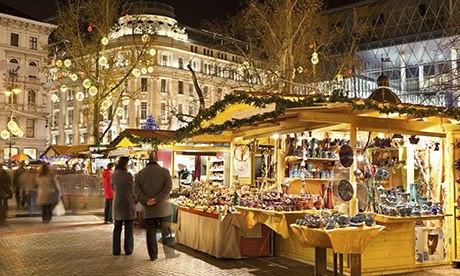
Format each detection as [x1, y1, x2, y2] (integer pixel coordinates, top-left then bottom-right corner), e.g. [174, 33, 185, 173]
[124, 1, 176, 18]
[368, 72, 402, 103]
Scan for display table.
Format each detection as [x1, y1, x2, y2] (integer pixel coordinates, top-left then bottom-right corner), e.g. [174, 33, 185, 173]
[174, 206, 270, 258]
[236, 206, 318, 239]
[291, 224, 385, 276]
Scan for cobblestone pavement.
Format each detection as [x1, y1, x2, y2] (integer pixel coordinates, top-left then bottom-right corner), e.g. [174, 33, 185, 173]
[0, 215, 458, 276]
[0, 215, 313, 276]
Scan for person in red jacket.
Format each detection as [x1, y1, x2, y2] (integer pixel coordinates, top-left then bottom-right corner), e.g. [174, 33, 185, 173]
[102, 163, 114, 223]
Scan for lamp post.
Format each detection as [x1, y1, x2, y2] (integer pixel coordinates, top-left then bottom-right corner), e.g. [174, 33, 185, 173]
[2, 66, 21, 167]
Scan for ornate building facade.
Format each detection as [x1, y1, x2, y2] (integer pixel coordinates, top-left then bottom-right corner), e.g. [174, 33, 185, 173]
[0, 6, 54, 159]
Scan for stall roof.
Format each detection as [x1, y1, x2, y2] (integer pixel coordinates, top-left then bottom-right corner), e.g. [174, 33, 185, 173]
[40, 145, 91, 158]
[176, 92, 460, 141]
[110, 129, 175, 148]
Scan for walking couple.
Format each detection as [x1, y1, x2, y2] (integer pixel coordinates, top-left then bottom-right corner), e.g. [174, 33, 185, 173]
[110, 153, 173, 261]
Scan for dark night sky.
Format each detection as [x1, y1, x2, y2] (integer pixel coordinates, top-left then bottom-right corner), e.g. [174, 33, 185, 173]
[1, 0, 361, 27]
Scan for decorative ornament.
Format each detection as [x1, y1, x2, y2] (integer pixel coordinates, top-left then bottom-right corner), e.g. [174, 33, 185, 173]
[64, 59, 72, 68]
[142, 34, 150, 43]
[149, 48, 156, 56]
[55, 60, 63, 67]
[311, 52, 319, 65]
[51, 94, 59, 103]
[60, 84, 68, 92]
[336, 74, 343, 82]
[297, 66, 304, 74]
[339, 144, 354, 168]
[75, 91, 85, 102]
[141, 67, 147, 74]
[16, 129, 24, 137]
[88, 86, 98, 96]
[355, 99, 365, 106]
[98, 56, 108, 67]
[0, 130, 10, 140]
[87, 24, 93, 33]
[82, 79, 92, 89]
[122, 97, 130, 106]
[142, 114, 160, 130]
[134, 99, 141, 106]
[101, 37, 109, 46]
[242, 61, 249, 67]
[11, 127, 20, 136]
[70, 73, 78, 81]
[338, 180, 354, 201]
[115, 107, 124, 117]
[147, 66, 154, 73]
[101, 99, 112, 110]
[7, 120, 18, 131]
[132, 68, 141, 78]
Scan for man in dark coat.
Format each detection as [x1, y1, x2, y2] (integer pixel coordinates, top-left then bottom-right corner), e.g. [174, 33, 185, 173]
[13, 163, 26, 208]
[0, 165, 12, 222]
[134, 152, 172, 261]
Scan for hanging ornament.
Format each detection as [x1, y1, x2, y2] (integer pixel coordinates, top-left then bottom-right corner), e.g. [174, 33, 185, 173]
[106, 93, 113, 101]
[297, 66, 304, 74]
[336, 74, 343, 82]
[149, 48, 156, 56]
[82, 79, 92, 89]
[242, 61, 249, 67]
[101, 37, 109, 46]
[311, 52, 319, 65]
[0, 130, 10, 140]
[141, 67, 147, 74]
[55, 60, 63, 67]
[51, 94, 59, 103]
[7, 120, 18, 132]
[64, 59, 72, 67]
[101, 99, 112, 110]
[134, 99, 141, 106]
[11, 127, 20, 136]
[16, 129, 24, 137]
[147, 66, 154, 73]
[132, 68, 141, 78]
[141, 34, 150, 43]
[98, 56, 108, 67]
[87, 24, 93, 33]
[88, 86, 98, 96]
[75, 91, 85, 102]
[70, 73, 78, 81]
[115, 107, 124, 117]
[60, 84, 68, 92]
[122, 97, 130, 106]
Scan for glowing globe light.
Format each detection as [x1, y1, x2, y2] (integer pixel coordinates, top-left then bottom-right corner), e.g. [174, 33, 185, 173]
[7, 120, 18, 131]
[82, 79, 92, 89]
[141, 67, 147, 74]
[115, 107, 124, 117]
[51, 94, 59, 103]
[149, 48, 156, 56]
[16, 129, 24, 137]
[88, 86, 98, 96]
[60, 84, 68, 92]
[101, 37, 109, 46]
[70, 73, 79, 81]
[142, 34, 150, 43]
[132, 68, 141, 78]
[98, 56, 108, 67]
[0, 130, 10, 140]
[75, 91, 85, 102]
[311, 52, 319, 65]
[147, 66, 154, 73]
[64, 59, 72, 67]
[55, 60, 63, 67]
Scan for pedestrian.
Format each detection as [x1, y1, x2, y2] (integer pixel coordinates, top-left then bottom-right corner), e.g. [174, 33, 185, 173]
[134, 152, 172, 261]
[0, 164, 12, 222]
[102, 163, 115, 223]
[111, 157, 135, 256]
[13, 162, 26, 208]
[21, 168, 38, 216]
[36, 164, 61, 224]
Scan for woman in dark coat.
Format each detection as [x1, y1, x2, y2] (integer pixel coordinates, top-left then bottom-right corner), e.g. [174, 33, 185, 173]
[111, 156, 136, 256]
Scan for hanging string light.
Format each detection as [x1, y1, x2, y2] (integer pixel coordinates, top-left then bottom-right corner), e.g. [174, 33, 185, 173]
[88, 86, 98, 96]
[75, 91, 85, 102]
[122, 97, 130, 106]
[132, 68, 141, 78]
[82, 79, 92, 89]
[98, 56, 108, 67]
[70, 73, 79, 82]
[0, 130, 10, 140]
[60, 84, 68, 92]
[311, 52, 319, 65]
[115, 107, 124, 117]
[51, 94, 59, 103]
[64, 59, 72, 67]
[149, 48, 156, 56]
[55, 60, 63, 67]
[101, 37, 109, 46]
[141, 67, 147, 74]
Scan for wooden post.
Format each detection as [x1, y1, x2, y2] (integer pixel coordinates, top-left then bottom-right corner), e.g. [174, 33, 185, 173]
[339, 253, 343, 275]
[314, 247, 327, 276]
[349, 124, 359, 215]
[277, 136, 285, 191]
[349, 254, 362, 276]
[230, 140, 235, 188]
[250, 139, 257, 186]
[333, 253, 338, 276]
[406, 140, 415, 191]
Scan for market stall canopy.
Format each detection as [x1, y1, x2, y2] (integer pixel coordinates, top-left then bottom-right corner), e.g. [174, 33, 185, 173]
[110, 128, 175, 148]
[40, 145, 91, 159]
[176, 91, 460, 141]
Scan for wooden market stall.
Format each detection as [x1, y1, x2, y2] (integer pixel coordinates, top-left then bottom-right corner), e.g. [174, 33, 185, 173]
[174, 91, 460, 274]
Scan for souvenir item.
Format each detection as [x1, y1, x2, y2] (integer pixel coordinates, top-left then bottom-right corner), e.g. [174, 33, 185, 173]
[338, 179, 354, 201]
[339, 144, 354, 167]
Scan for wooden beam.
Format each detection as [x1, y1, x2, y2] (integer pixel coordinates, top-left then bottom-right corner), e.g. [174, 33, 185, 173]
[299, 111, 443, 135]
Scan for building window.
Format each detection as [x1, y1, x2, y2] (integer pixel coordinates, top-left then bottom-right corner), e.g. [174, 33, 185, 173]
[23, 148, 37, 159]
[28, 61, 38, 78]
[26, 119, 35, 138]
[52, 135, 59, 145]
[30, 36, 38, 50]
[10, 33, 19, 47]
[177, 104, 183, 120]
[161, 54, 169, 66]
[178, 57, 183, 69]
[160, 79, 168, 93]
[67, 109, 74, 125]
[10, 58, 19, 64]
[189, 102, 195, 116]
[203, 86, 209, 98]
[80, 133, 87, 144]
[4, 148, 19, 159]
[67, 133, 73, 145]
[192, 60, 197, 70]
[140, 102, 148, 119]
[140, 77, 148, 91]
[122, 105, 128, 120]
[28, 90, 36, 106]
[8, 93, 18, 104]
[67, 90, 74, 101]
[189, 83, 194, 97]
[161, 102, 167, 121]
[53, 112, 59, 127]
[178, 81, 184, 94]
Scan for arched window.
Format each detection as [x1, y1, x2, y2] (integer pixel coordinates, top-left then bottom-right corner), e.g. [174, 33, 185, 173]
[28, 61, 37, 66]
[9, 58, 19, 64]
[28, 90, 36, 106]
[28, 61, 38, 78]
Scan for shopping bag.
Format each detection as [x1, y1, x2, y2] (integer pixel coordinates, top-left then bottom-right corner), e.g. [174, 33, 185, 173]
[53, 200, 66, 216]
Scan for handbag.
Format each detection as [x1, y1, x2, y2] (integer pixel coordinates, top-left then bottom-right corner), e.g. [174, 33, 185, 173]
[53, 200, 66, 216]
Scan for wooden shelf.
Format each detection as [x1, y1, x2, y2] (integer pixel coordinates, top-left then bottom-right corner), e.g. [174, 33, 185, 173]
[285, 177, 338, 182]
[285, 156, 338, 163]
[374, 214, 446, 223]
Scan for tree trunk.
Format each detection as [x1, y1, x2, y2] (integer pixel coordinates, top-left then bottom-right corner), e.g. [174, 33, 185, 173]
[92, 100, 100, 145]
[187, 63, 205, 111]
